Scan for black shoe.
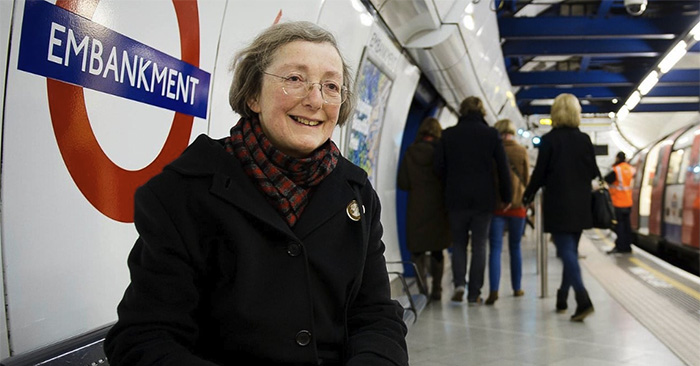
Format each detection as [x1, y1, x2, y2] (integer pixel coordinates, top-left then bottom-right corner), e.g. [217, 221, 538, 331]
[571, 290, 594, 321]
[556, 289, 568, 313]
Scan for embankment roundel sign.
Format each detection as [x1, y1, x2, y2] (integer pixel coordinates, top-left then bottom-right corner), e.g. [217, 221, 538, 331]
[17, 0, 210, 223]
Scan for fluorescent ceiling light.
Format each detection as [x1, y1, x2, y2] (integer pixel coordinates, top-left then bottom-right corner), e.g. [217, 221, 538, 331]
[462, 15, 475, 30]
[690, 21, 700, 41]
[625, 91, 641, 110]
[617, 106, 630, 121]
[531, 99, 554, 106]
[659, 41, 688, 73]
[351, 0, 365, 12]
[642, 96, 699, 104]
[638, 71, 659, 95]
[464, 2, 475, 14]
[360, 13, 373, 26]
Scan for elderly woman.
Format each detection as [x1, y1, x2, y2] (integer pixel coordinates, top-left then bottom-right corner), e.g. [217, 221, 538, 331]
[486, 118, 529, 305]
[105, 21, 408, 365]
[522, 93, 599, 321]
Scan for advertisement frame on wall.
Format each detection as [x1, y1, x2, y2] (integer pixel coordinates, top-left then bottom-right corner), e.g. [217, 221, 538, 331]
[344, 47, 395, 187]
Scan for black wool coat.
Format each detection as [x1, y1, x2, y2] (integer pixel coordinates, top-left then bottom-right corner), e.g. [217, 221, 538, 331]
[434, 114, 512, 212]
[523, 127, 600, 233]
[104, 135, 408, 366]
[397, 139, 451, 253]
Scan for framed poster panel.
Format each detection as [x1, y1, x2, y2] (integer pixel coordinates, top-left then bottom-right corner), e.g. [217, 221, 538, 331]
[345, 48, 394, 186]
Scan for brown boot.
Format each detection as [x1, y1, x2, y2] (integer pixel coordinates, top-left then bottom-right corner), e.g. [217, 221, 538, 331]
[485, 291, 499, 305]
[430, 255, 444, 301]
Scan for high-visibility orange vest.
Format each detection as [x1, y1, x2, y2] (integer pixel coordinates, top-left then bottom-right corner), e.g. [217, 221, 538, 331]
[609, 162, 635, 208]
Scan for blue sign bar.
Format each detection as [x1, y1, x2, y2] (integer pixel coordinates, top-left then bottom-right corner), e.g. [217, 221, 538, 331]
[18, 0, 210, 119]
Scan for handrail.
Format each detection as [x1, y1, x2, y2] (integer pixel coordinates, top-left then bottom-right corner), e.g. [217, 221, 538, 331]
[387, 271, 419, 322]
[534, 190, 548, 298]
[386, 260, 428, 324]
[386, 260, 427, 296]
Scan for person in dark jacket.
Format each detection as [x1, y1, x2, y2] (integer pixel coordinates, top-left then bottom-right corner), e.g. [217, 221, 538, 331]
[104, 21, 408, 366]
[398, 117, 451, 301]
[522, 93, 599, 322]
[435, 96, 512, 305]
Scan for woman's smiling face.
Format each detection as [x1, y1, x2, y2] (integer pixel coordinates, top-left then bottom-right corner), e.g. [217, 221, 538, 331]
[247, 40, 344, 158]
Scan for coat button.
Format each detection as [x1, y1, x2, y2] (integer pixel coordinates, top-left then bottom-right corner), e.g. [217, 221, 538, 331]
[287, 242, 302, 257]
[295, 330, 311, 346]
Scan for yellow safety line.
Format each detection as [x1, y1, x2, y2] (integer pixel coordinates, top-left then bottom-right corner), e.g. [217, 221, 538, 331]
[627, 257, 700, 302]
[593, 228, 700, 301]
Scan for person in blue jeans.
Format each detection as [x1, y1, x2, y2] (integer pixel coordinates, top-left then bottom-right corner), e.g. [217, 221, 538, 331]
[522, 93, 599, 322]
[486, 119, 529, 305]
[551, 232, 584, 301]
[486, 119, 530, 305]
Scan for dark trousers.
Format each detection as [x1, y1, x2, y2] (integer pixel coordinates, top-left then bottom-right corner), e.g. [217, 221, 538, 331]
[448, 209, 492, 301]
[614, 207, 633, 251]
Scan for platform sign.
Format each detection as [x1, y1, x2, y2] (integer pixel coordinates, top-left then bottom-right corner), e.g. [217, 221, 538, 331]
[18, 0, 210, 119]
[1, 0, 223, 353]
[14, 0, 210, 223]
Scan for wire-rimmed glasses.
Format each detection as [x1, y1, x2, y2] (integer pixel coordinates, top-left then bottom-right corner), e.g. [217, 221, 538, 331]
[263, 72, 348, 105]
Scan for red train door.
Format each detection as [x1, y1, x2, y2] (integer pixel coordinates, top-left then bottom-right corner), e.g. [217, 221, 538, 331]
[637, 142, 663, 235]
[649, 129, 688, 237]
[663, 126, 697, 245]
[630, 151, 646, 230]
[681, 125, 700, 249]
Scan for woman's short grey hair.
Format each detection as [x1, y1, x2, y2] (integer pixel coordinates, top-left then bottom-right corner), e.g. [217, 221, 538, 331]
[494, 118, 516, 135]
[228, 21, 355, 126]
[551, 93, 581, 128]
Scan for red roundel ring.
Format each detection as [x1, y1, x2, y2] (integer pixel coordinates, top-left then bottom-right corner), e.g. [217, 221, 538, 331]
[48, 0, 199, 222]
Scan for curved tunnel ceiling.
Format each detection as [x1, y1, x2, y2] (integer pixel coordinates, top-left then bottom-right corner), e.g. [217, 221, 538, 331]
[368, 0, 519, 123]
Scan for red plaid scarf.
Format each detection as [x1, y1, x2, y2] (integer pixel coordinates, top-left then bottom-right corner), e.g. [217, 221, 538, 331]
[225, 117, 339, 226]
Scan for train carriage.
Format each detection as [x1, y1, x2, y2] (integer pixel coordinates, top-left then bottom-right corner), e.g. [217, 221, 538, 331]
[632, 122, 700, 274]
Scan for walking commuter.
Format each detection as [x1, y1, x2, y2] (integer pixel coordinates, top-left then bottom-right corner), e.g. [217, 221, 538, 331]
[486, 119, 529, 305]
[522, 93, 599, 322]
[605, 151, 636, 254]
[435, 96, 512, 305]
[105, 21, 409, 365]
[398, 117, 451, 301]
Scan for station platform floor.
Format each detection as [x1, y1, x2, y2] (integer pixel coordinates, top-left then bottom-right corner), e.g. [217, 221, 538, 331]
[403, 229, 700, 366]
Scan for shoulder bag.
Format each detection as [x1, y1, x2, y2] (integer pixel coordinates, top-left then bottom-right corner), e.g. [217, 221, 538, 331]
[591, 172, 617, 229]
